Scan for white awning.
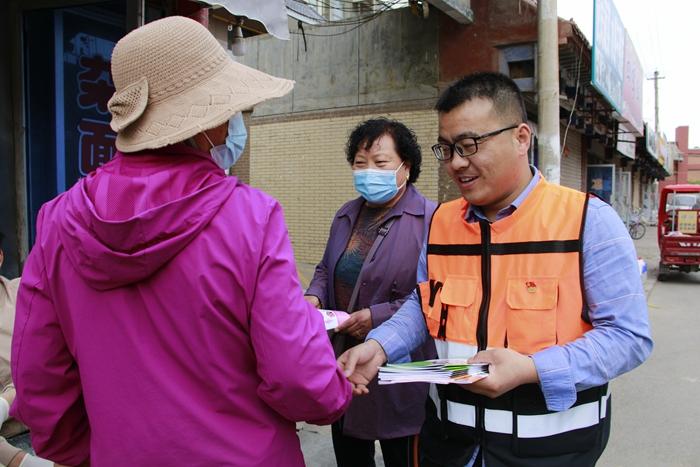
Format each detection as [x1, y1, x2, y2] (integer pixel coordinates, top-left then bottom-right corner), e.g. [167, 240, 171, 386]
[199, 0, 290, 40]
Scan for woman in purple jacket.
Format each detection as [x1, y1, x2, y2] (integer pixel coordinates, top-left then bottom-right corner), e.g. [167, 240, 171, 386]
[305, 119, 437, 467]
[11, 17, 350, 467]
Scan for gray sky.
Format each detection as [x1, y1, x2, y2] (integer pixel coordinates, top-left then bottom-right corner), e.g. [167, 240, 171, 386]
[558, 0, 700, 148]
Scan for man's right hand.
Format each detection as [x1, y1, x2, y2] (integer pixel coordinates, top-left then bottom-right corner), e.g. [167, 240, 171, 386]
[337, 339, 388, 396]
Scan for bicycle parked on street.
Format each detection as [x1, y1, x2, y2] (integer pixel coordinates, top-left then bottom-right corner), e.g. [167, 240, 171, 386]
[628, 209, 646, 240]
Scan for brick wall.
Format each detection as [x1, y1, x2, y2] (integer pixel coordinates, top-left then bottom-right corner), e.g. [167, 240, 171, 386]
[249, 109, 439, 264]
[688, 170, 700, 184]
[248, 113, 590, 264]
[438, 161, 461, 202]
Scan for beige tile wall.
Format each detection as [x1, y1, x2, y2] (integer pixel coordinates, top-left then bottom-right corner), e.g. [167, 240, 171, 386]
[249, 115, 587, 264]
[249, 109, 440, 264]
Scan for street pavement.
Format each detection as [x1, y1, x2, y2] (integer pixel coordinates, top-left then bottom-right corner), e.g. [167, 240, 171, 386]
[598, 231, 700, 467]
[8, 225, 693, 466]
[297, 228, 699, 467]
[295, 262, 386, 467]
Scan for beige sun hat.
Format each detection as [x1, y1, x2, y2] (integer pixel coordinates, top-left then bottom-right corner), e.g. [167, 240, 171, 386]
[108, 15, 294, 152]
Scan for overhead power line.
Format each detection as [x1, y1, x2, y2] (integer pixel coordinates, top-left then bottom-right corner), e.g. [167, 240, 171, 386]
[290, 0, 403, 37]
[309, 0, 394, 13]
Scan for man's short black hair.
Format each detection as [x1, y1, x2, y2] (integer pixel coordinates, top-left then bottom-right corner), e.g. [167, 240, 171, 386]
[435, 72, 528, 124]
[346, 118, 422, 184]
[0, 231, 4, 251]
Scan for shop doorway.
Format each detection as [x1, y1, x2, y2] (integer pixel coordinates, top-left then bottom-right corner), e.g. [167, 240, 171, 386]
[23, 2, 126, 244]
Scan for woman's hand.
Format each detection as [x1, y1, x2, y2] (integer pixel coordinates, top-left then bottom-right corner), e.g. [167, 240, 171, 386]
[304, 295, 321, 308]
[336, 308, 372, 340]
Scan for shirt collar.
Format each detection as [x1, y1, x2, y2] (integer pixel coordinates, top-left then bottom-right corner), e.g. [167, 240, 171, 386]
[466, 166, 540, 223]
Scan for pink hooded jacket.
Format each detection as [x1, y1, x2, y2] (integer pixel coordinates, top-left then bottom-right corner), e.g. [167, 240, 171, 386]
[11, 145, 351, 466]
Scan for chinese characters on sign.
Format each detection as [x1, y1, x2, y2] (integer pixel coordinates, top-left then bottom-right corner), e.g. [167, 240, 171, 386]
[77, 56, 113, 114]
[75, 50, 116, 175]
[56, 14, 122, 191]
[677, 211, 698, 235]
[78, 119, 116, 175]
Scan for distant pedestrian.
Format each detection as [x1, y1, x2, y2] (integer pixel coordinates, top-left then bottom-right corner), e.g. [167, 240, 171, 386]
[305, 118, 436, 467]
[12, 16, 350, 467]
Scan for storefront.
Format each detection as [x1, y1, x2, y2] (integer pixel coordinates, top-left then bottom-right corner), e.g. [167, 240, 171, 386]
[0, 0, 290, 276]
[22, 2, 130, 249]
[1, 0, 135, 276]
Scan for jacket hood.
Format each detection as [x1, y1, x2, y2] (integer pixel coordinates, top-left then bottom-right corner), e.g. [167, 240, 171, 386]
[58, 144, 235, 290]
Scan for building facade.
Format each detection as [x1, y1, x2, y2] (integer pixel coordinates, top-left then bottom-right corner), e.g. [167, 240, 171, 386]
[0, 0, 290, 276]
[1, 0, 668, 273]
[241, 0, 660, 264]
[664, 126, 700, 186]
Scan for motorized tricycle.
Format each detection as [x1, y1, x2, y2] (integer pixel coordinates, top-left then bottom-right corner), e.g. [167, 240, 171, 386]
[657, 184, 700, 281]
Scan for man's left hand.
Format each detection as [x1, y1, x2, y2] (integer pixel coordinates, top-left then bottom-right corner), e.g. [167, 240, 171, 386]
[336, 308, 372, 340]
[465, 348, 539, 398]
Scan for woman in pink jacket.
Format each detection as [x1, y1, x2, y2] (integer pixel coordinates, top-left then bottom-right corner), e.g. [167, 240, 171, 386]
[11, 16, 350, 466]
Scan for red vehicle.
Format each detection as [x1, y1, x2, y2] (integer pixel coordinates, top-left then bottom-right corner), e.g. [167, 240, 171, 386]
[657, 184, 700, 280]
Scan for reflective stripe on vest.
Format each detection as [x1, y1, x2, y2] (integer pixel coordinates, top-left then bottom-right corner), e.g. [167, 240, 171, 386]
[431, 338, 611, 439]
[418, 178, 592, 353]
[418, 177, 610, 463]
[429, 384, 611, 438]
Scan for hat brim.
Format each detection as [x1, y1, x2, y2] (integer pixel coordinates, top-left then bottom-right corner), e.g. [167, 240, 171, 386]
[115, 60, 293, 152]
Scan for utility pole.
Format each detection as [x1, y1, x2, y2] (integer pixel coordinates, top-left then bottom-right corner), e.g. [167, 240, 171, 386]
[647, 70, 665, 134]
[537, 0, 560, 184]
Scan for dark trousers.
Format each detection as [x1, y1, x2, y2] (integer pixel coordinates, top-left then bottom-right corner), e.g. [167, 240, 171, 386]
[331, 421, 416, 467]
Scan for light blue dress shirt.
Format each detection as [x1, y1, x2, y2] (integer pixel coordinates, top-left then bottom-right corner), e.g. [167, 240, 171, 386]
[368, 168, 653, 416]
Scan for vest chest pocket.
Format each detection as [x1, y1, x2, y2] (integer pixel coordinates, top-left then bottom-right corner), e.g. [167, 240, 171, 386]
[505, 278, 558, 354]
[437, 275, 479, 345]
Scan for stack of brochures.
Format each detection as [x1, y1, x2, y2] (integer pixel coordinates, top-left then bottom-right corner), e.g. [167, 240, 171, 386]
[378, 359, 489, 385]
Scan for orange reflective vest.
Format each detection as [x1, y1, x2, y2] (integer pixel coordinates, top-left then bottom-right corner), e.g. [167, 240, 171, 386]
[417, 177, 610, 467]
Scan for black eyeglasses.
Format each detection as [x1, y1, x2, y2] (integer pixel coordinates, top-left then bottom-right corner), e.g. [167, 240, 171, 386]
[431, 124, 519, 161]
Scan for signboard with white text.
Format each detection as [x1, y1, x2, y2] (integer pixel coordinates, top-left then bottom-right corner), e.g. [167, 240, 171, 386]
[645, 125, 659, 162]
[621, 30, 644, 135]
[616, 123, 636, 159]
[592, 0, 625, 112]
[54, 9, 121, 192]
[592, 0, 644, 138]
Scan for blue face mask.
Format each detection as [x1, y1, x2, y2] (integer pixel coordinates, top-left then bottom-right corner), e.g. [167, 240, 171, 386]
[207, 112, 247, 170]
[353, 161, 407, 205]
